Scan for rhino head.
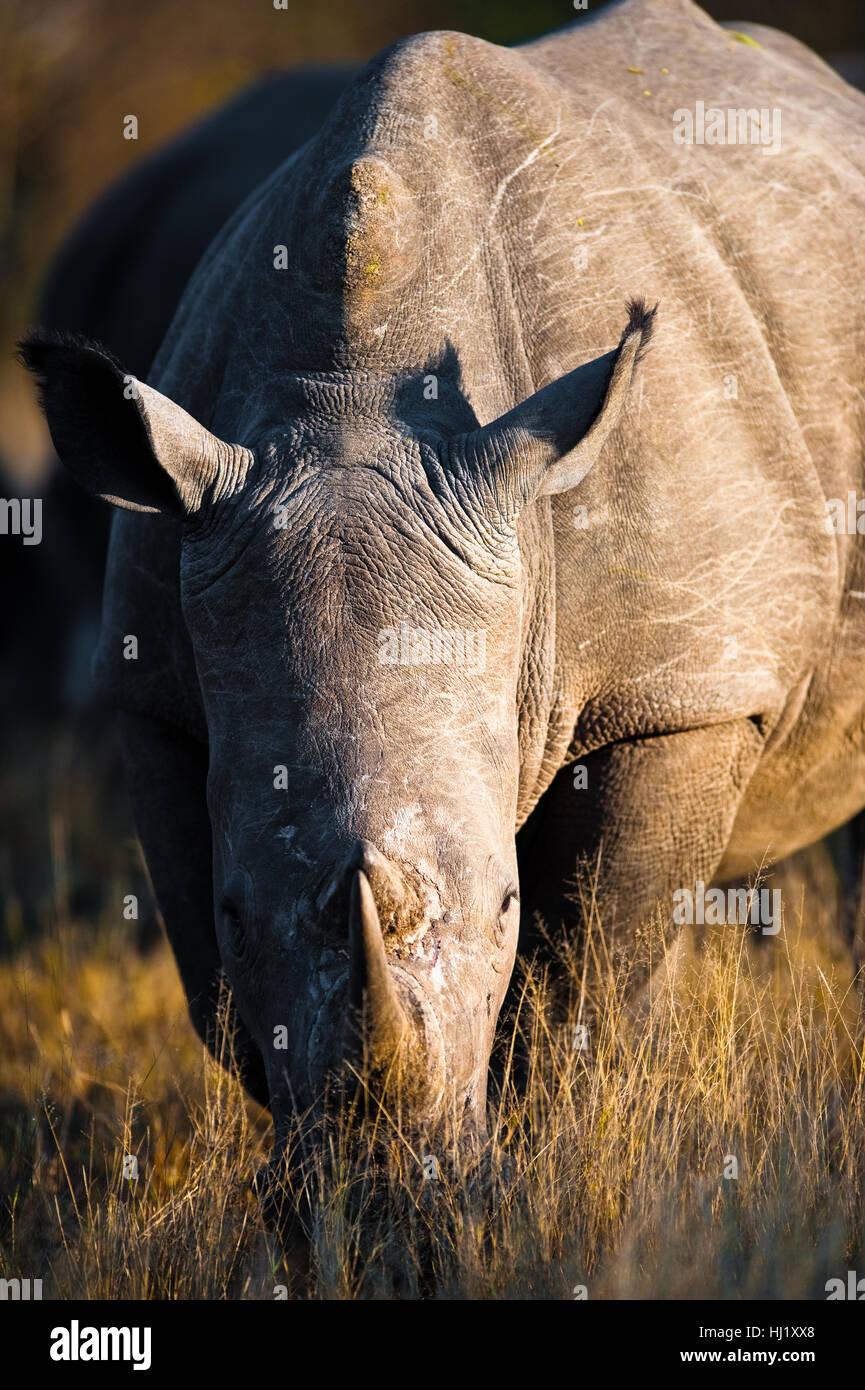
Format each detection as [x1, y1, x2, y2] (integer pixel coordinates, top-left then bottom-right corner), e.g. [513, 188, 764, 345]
[20, 301, 652, 1159]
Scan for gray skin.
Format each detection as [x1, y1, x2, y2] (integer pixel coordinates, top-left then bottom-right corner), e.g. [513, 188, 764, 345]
[4, 67, 355, 719]
[20, 0, 865, 1160]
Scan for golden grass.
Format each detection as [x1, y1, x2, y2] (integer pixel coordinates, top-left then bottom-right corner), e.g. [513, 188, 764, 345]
[2, 821, 864, 1299]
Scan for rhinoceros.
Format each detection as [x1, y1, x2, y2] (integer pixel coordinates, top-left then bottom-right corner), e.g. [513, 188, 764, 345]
[3, 67, 356, 721]
[20, 0, 865, 1155]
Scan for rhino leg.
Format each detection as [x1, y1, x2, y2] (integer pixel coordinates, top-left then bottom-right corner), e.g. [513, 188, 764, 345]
[517, 719, 765, 979]
[117, 711, 269, 1107]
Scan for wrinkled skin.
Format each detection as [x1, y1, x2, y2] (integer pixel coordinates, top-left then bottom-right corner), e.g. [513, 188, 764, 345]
[21, 0, 865, 1162]
[4, 66, 355, 720]
[186, 380, 527, 1133]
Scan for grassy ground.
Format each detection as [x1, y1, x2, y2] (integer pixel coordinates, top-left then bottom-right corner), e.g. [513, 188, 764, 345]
[1, 725, 863, 1299]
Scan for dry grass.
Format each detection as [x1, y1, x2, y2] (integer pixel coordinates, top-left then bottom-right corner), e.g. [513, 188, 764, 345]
[1, 733, 864, 1299]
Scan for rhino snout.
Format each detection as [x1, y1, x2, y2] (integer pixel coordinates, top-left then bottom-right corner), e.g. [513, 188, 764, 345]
[346, 868, 446, 1106]
[282, 844, 446, 1118]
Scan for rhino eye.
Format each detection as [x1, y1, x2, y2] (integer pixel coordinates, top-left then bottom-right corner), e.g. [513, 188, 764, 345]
[219, 867, 254, 956]
[494, 888, 519, 947]
[220, 896, 245, 956]
[499, 888, 519, 924]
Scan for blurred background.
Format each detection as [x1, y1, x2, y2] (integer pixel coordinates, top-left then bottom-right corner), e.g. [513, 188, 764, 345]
[2, 0, 864, 479]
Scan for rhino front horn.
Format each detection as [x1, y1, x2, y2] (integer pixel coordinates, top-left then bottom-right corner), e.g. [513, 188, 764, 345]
[348, 868, 411, 1075]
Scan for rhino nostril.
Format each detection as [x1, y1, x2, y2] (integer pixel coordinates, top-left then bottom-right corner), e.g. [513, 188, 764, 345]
[315, 840, 409, 928]
[312, 843, 430, 961]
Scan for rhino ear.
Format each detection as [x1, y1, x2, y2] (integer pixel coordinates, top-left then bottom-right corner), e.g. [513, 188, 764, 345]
[18, 333, 252, 515]
[452, 300, 656, 518]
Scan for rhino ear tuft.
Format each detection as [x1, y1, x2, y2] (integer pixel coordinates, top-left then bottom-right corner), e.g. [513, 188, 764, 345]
[18, 331, 250, 515]
[623, 295, 657, 363]
[451, 300, 657, 518]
